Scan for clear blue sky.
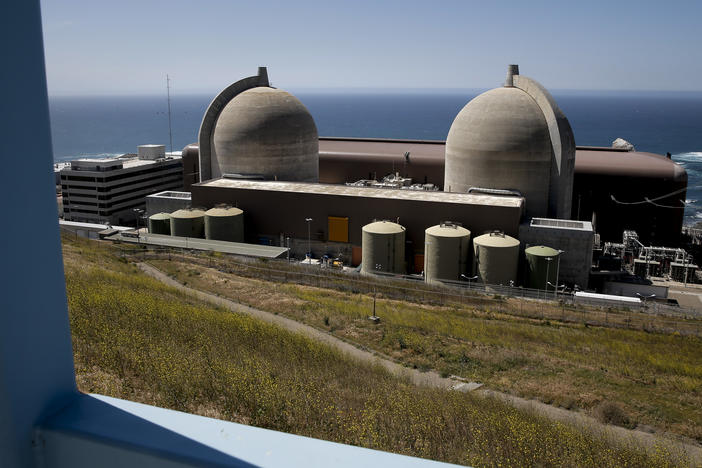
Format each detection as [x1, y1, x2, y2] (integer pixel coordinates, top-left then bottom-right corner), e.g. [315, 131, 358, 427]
[40, 0, 702, 95]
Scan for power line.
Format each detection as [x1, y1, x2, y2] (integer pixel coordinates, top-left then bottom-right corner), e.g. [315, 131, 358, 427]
[610, 185, 694, 209]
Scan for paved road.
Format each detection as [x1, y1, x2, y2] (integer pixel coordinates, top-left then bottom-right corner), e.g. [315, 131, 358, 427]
[138, 262, 702, 464]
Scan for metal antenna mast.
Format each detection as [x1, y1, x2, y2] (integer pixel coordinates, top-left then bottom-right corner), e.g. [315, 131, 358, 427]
[166, 74, 173, 154]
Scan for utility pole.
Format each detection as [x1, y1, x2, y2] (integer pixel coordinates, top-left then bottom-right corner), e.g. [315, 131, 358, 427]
[684, 254, 689, 287]
[166, 74, 173, 154]
[305, 218, 313, 264]
[554, 250, 564, 299]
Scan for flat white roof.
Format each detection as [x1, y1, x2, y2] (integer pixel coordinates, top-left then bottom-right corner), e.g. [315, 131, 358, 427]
[148, 190, 192, 200]
[201, 179, 524, 208]
[110, 232, 288, 258]
[59, 220, 132, 231]
[63, 155, 182, 171]
[575, 291, 641, 303]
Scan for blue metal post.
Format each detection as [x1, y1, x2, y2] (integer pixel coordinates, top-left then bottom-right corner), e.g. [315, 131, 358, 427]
[0, 1, 78, 466]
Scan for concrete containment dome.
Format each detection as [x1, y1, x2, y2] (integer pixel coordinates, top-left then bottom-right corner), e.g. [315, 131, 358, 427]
[361, 221, 406, 275]
[424, 222, 471, 284]
[170, 209, 205, 238]
[445, 86, 552, 218]
[205, 206, 244, 242]
[472, 231, 520, 286]
[212, 87, 319, 182]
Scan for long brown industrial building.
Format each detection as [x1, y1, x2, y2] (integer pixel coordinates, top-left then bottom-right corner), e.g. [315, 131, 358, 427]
[185, 137, 686, 246]
[191, 177, 524, 268]
[315, 137, 686, 244]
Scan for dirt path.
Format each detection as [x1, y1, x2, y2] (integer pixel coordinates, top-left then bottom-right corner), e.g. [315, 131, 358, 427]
[138, 262, 702, 464]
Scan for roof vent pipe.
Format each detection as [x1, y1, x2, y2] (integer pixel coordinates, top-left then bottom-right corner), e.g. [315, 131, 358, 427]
[257, 67, 270, 86]
[467, 186, 523, 198]
[504, 64, 519, 87]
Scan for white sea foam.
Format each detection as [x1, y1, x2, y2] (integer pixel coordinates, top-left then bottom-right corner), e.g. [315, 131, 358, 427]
[674, 152, 702, 163]
[76, 152, 124, 159]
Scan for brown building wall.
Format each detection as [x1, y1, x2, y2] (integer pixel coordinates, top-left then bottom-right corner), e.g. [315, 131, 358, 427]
[318, 140, 687, 245]
[189, 138, 687, 246]
[190, 184, 522, 260]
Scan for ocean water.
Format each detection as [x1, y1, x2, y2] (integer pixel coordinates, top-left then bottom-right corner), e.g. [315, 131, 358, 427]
[48, 91, 702, 223]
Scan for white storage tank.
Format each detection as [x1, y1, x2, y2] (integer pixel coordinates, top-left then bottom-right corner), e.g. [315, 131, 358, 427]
[361, 220, 406, 275]
[472, 231, 520, 286]
[170, 209, 205, 238]
[424, 222, 471, 284]
[148, 212, 171, 235]
[205, 206, 244, 242]
[138, 144, 166, 160]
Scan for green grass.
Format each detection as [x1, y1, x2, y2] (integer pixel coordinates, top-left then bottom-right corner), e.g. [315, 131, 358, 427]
[63, 236, 689, 466]
[150, 257, 702, 443]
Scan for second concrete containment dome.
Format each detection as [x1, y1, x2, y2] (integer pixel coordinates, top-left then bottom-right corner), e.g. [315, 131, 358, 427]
[424, 222, 471, 284]
[473, 231, 520, 286]
[205, 206, 244, 242]
[445, 87, 551, 218]
[361, 221, 405, 275]
[170, 209, 205, 238]
[445, 65, 576, 219]
[212, 87, 319, 182]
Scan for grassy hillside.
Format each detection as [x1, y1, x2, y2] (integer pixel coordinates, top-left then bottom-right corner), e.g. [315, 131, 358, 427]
[63, 237, 688, 466]
[148, 256, 702, 443]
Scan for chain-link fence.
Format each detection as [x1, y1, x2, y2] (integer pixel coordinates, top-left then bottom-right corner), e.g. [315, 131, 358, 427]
[111, 243, 702, 338]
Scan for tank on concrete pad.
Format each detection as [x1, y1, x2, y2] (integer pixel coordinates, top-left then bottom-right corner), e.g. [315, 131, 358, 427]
[148, 212, 171, 235]
[361, 220, 406, 275]
[138, 144, 166, 160]
[524, 245, 561, 290]
[170, 209, 205, 238]
[424, 222, 471, 283]
[205, 206, 244, 242]
[473, 231, 520, 285]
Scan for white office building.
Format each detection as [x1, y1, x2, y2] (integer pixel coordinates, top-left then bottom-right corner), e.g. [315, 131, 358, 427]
[60, 145, 183, 225]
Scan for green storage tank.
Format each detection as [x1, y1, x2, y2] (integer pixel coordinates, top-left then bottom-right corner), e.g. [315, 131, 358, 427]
[524, 245, 561, 290]
[473, 231, 520, 286]
[170, 209, 205, 238]
[424, 222, 471, 284]
[205, 206, 244, 242]
[148, 212, 171, 235]
[361, 220, 406, 275]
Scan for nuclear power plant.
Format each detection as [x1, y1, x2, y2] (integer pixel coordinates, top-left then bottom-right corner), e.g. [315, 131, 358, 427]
[144, 65, 691, 291]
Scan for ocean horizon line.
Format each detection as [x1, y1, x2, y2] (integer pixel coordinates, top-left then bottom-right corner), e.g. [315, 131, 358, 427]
[48, 88, 702, 99]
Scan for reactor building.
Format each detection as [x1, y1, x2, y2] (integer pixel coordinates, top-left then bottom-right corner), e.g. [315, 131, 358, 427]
[150, 65, 687, 290]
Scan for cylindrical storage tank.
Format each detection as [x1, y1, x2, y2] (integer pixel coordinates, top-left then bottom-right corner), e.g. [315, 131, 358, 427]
[170, 209, 205, 238]
[138, 144, 166, 160]
[361, 221, 406, 275]
[473, 231, 520, 285]
[205, 206, 244, 242]
[424, 222, 471, 283]
[524, 245, 561, 290]
[148, 212, 171, 235]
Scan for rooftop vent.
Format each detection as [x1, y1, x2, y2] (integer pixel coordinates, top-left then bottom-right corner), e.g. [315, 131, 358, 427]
[531, 218, 585, 229]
